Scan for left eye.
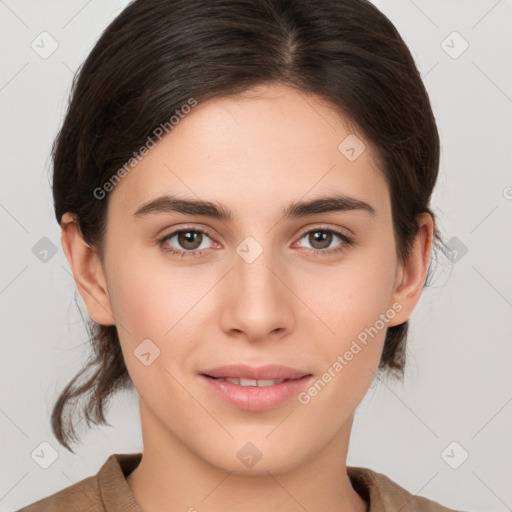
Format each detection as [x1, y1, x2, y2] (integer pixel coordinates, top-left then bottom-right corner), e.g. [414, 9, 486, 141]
[296, 228, 349, 251]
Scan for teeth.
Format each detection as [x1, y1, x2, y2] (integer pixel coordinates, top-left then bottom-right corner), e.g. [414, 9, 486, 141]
[218, 377, 285, 387]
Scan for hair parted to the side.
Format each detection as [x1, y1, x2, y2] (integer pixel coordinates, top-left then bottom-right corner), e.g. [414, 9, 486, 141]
[50, 0, 447, 453]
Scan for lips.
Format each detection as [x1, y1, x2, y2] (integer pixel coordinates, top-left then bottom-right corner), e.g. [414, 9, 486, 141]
[200, 363, 310, 381]
[199, 372, 313, 411]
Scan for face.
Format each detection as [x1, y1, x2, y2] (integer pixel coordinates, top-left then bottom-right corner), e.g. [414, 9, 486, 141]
[73, 83, 421, 474]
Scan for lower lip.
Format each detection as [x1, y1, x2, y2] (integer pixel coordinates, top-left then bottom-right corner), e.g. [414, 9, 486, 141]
[199, 374, 313, 411]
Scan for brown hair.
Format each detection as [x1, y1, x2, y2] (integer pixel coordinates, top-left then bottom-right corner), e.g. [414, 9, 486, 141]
[51, 0, 446, 453]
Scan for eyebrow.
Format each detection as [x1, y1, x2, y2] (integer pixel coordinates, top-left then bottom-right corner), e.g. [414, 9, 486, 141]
[133, 193, 376, 221]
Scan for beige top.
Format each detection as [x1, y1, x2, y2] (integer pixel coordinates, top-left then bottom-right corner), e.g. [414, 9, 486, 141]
[18, 453, 462, 511]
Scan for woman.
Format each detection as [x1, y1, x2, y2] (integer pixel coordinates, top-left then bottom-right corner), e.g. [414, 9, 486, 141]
[19, 0, 462, 510]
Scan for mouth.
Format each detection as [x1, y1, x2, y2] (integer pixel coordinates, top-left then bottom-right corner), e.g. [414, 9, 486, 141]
[198, 366, 313, 411]
[201, 375, 302, 387]
[200, 363, 310, 381]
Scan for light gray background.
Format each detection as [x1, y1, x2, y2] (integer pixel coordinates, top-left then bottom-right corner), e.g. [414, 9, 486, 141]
[1, 1, 511, 511]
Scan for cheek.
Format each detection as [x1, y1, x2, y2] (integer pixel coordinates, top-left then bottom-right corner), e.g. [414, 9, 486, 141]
[105, 250, 219, 376]
[294, 234, 398, 402]
[106, 244, 205, 336]
[305, 236, 397, 343]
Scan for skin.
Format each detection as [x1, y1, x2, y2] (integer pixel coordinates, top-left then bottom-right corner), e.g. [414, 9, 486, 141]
[60, 82, 433, 512]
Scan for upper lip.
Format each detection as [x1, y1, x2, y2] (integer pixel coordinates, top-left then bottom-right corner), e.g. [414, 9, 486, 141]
[200, 364, 310, 380]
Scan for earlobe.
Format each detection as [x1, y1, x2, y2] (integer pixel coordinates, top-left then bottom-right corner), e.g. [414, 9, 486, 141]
[60, 212, 116, 326]
[387, 213, 434, 327]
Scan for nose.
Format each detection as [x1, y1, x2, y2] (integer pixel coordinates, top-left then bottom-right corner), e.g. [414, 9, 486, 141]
[219, 242, 295, 343]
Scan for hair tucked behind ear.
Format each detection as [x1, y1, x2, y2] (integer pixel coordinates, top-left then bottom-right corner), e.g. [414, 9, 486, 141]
[51, 0, 446, 452]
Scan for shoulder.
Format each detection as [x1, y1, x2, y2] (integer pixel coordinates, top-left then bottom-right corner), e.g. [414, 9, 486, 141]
[16, 474, 101, 512]
[16, 453, 142, 512]
[348, 466, 465, 511]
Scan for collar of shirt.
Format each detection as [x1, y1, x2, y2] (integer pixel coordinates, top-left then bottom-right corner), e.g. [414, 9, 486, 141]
[96, 453, 458, 512]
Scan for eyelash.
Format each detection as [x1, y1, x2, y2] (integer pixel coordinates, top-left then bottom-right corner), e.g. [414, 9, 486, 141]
[157, 225, 354, 259]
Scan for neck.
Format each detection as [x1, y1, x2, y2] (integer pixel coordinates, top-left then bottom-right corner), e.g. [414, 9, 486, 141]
[126, 400, 368, 512]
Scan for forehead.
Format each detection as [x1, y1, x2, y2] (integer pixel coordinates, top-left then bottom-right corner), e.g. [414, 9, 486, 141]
[108, 83, 388, 222]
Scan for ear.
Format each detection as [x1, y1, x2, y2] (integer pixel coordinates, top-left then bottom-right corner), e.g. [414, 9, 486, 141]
[387, 212, 434, 327]
[60, 212, 115, 326]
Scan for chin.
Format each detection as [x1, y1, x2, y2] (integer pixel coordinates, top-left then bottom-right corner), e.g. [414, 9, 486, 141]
[198, 440, 309, 476]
